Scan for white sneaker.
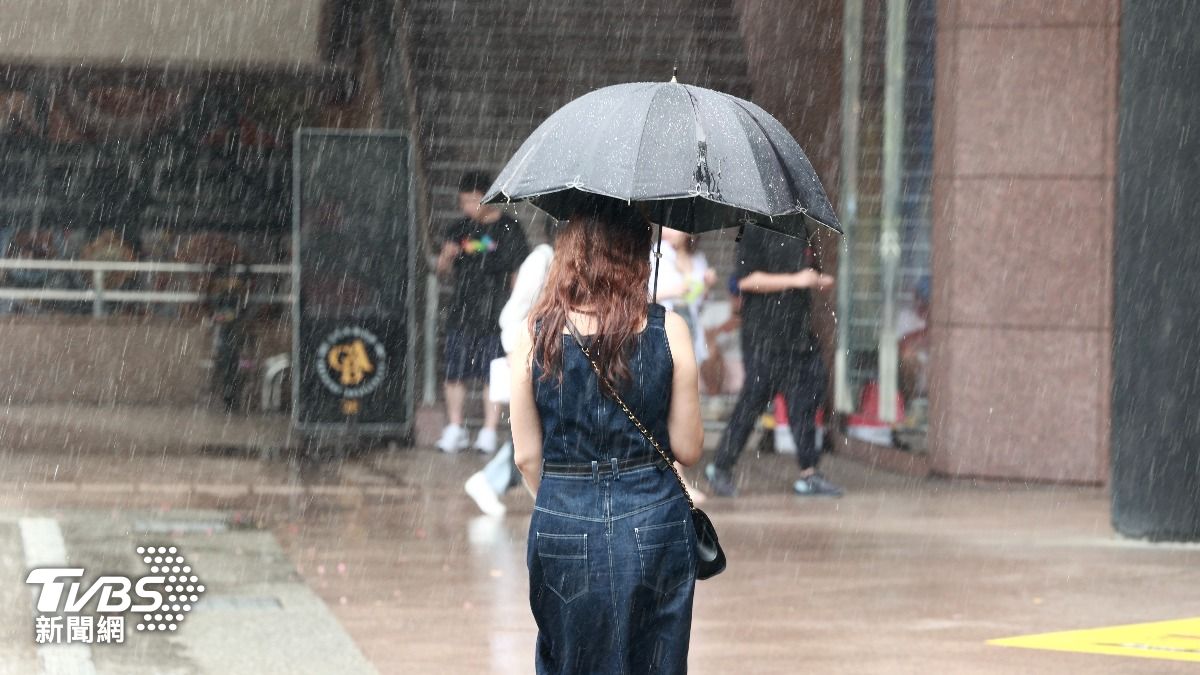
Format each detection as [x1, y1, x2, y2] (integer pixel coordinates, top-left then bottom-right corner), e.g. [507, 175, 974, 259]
[774, 425, 798, 454]
[465, 472, 507, 517]
[473, 427, 499, 454]
[436, 424, 470, 453]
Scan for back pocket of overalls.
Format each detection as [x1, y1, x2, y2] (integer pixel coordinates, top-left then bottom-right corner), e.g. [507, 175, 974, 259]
[634, 520, 692, 594]
[535, 532, 588, 603]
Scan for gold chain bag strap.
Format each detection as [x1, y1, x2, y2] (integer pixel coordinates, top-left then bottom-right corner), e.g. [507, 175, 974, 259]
[564, 318, 726, 580]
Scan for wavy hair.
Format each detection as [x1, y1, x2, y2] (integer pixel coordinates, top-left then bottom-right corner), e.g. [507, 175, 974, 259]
[529, 197, 653, 387]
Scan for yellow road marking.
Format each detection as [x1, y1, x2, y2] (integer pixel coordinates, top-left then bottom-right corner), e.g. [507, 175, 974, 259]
[989, 618, 1200, 663]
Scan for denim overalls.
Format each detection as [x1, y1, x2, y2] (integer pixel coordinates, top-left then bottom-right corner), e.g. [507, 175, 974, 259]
[529, 305, 696, 675]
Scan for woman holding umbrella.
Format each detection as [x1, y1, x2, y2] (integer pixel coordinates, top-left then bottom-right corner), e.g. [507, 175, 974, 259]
[510, 196, 704, 674]
[490, 75, 841, 672]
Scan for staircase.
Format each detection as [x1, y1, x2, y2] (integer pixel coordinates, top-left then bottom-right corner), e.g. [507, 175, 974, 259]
[397, 0, 753, 238]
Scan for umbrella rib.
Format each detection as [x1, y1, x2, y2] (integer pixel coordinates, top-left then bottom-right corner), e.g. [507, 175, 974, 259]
[680, 85, 710, 196]
[496, 109, 562, 198]
[576, 86, 652, 197]
[725, 95, 804, 217]
[724, 96, 841, 231]
[629, 84, 671, 200]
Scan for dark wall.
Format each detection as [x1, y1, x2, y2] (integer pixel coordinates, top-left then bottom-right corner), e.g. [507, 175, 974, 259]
[1112, 0, 1200, 540]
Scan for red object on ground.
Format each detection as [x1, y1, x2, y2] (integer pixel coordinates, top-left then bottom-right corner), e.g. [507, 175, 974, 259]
[846, 381, 905, 445]
[773, 393, 789, 425]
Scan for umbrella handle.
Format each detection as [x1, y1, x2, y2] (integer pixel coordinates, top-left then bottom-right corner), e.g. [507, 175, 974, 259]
[651, 225, 663, 303]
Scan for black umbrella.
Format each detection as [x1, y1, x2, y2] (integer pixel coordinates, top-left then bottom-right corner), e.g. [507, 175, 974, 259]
[482, 77, 841, 239]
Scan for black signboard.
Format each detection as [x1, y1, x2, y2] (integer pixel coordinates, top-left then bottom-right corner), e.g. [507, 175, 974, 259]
[292, 130, 414, 436]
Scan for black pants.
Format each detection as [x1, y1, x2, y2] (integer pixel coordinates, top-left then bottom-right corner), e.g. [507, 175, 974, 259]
[714, 345, 827, 472]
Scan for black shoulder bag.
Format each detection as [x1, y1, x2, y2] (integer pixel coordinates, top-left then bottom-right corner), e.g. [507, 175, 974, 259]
[565, 320, 726, 580]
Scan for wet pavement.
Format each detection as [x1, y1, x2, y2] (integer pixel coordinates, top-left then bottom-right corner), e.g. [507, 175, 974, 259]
[0, 442, 1197, 674]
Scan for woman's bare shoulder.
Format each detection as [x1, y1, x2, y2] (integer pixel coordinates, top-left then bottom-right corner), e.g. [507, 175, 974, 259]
[662, 311, 695, 360]
[663, 310, 689, 334]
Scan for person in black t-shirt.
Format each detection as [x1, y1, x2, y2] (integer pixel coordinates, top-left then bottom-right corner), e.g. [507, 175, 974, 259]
[704, 225, 844, 498]
[435, 170, 529, 454]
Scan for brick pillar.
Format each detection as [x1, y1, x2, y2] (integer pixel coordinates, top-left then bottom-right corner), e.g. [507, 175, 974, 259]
[928, 1, 1118, 482]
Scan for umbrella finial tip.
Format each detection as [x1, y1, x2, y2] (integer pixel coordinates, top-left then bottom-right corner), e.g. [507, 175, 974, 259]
[670, 66, 678, 83]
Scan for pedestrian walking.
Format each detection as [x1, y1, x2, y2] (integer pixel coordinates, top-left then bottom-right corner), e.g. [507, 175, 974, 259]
[464, 217, 557, 516]
[661, 227, 716, 361]
[703, 225, 843, 497]
[488, 79, 841, 671]
[660, 227, 715, 503]
[510, 197, 704, 674]
[435, 170, 529, 454]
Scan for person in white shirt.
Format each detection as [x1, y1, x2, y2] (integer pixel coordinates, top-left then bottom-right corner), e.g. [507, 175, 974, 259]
[649, 234, 686, 311]
[649, 227, 713, 503]
[464, 220, 556, 516]
[661, 227, 716, 361]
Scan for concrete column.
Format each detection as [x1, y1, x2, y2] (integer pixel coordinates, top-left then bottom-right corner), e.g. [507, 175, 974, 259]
[928, 0, 1118, 482]
[1111, 0, 1200, 540]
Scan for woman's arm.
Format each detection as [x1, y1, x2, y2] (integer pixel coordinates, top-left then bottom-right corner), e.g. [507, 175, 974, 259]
[510, 326, 543, 497]
[664, 312, 703, 466]
[738, 269, 834, 294]
[435, 241, 459, 278]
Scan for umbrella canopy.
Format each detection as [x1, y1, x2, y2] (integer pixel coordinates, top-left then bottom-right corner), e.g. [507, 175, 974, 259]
[482, 80, 841, 237]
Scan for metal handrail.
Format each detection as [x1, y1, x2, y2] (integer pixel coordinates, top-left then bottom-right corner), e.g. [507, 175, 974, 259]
[0, 289, 291, 303]
[0, 259, 292, 315]
[2, 258, 441, 414]
[0, 260, 290, 274]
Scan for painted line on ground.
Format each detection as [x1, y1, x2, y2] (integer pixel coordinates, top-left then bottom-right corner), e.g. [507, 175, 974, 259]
[990, 617, 1200, 663]
[18, 517, 98, 675]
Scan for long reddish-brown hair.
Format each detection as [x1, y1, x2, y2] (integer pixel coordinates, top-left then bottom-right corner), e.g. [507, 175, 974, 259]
[530, 197, 653, 387]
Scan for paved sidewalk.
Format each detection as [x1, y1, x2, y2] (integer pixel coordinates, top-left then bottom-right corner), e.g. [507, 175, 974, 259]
[0, 404, 293, 456]
[0, 445, 1197, 673]
[1, 509, 376, 675]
